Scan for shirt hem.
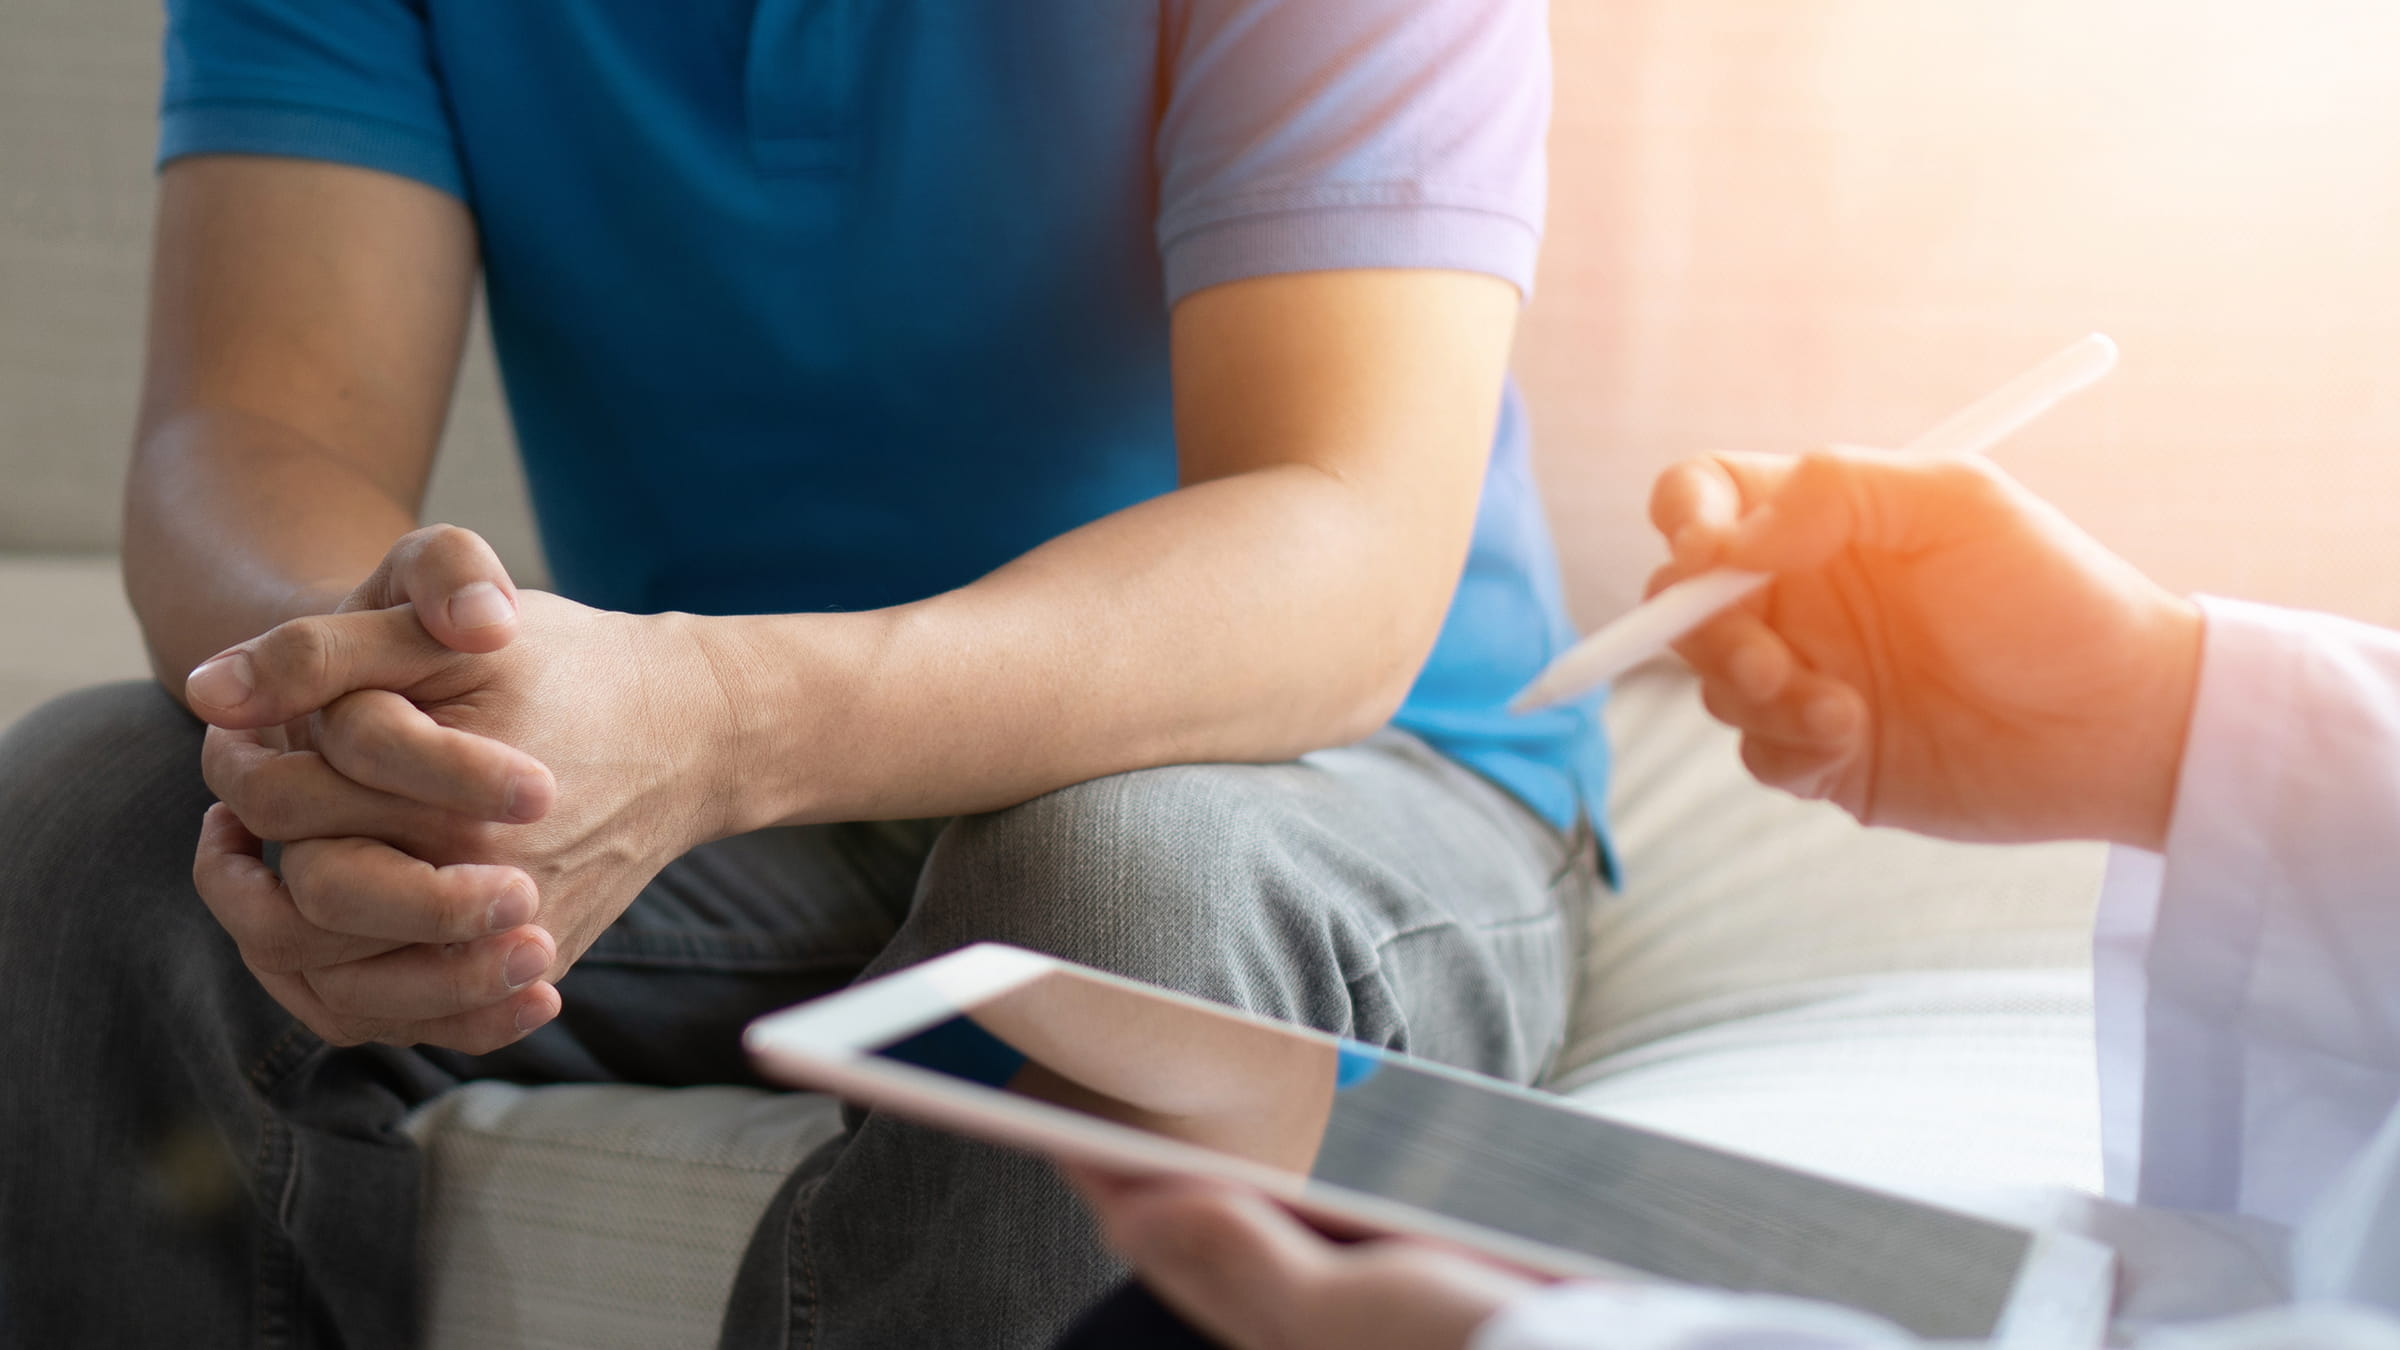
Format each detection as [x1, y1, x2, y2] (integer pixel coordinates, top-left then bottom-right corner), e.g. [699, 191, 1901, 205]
[158, 96, 466, 202]
[1161, 202, 1540, 305]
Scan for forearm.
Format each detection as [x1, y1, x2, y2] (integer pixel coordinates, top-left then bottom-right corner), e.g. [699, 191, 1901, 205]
[707, 463, 1464, 827]
[124, 405, 418, 700]
[126, 157, 480, 702]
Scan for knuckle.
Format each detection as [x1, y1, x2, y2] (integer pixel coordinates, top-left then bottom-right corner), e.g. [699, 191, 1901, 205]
[416, 524, 489, 577]
[447, 953, 493, 1011]
[330, 697, 407, 775]
[427, 817, 502, 861]
[191, 834, 232, 899]
[433, 885, 491, 941]
[234, 767, 308, 841]
[319, 1015, 373, 1048]
[244, 926, 310, 976]
[308, 971, 371, 1020]
[260, 615, 340, 698]
[198, 733, 246, 799]
[1698, 678, 1747, 725]
[281, 871, 344, 932]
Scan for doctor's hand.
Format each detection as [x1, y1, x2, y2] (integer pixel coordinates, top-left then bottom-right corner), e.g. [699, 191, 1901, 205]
[1066, 1166, 1538, 1350]
[1648, 449, 2203, 850]
[188, 591, 744, 1052]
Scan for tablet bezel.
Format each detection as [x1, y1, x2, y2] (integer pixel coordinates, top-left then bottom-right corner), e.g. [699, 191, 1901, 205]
[742, 942, 1646, 1283]
[743, 943, 2113, 1345]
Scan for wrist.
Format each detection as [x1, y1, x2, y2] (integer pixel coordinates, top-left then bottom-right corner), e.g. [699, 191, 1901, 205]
[2108, 590, 2205, 852]
[687, 609, 893, 836]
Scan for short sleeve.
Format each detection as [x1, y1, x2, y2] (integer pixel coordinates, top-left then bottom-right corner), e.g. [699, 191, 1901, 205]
[158, 0, 466, 200]
[1154, 0, 1549, 303]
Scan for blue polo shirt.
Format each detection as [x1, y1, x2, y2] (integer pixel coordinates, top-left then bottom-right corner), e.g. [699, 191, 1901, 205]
[159, 0, 1609, 844]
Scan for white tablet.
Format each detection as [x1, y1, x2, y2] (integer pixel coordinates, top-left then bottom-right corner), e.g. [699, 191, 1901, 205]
[744, 943, 2112, 1346]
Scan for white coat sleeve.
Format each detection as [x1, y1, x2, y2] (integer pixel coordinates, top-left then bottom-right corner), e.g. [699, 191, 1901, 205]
[1469, 1283, 1921, 1350]
[1468, 596, 2400, 1350]
[2093, 596, 2400, 1225]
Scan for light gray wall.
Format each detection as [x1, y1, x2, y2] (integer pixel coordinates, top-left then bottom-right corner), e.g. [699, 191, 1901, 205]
[0, 0, 544, 579]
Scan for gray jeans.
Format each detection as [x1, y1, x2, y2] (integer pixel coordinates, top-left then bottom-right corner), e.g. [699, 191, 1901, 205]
[0, 681, 1596, 1349]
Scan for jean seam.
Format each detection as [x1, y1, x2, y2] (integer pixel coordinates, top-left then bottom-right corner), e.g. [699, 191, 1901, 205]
[800, 1191, 820, 1350]
[243, 1019, 319, 1350]
[251, 1092, 293, 1350]
[787, 1171, 823, 1350]
[244, 1021, 317, 1092]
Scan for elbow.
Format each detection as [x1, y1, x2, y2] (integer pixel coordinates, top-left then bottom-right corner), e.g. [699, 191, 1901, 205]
[1315, 631, 1438, 750]
[1338, 668, 1418, 746]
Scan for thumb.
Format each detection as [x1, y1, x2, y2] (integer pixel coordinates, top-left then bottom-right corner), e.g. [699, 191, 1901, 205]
[183, 607, 454, 729]
[1100, 1179, 1331, 1345]
[348, 524, 521, 654]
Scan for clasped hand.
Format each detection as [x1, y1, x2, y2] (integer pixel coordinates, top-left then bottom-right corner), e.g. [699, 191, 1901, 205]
[187, 526, 739, 1054]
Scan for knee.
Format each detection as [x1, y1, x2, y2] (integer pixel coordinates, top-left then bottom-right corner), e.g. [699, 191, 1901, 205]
[906, 762, 1379, 1031]
[0, 681, 210, 913]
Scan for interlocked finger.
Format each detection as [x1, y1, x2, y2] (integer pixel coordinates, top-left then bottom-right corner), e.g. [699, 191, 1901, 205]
[279, 835, 538, 944]
[311, 688, 554, 823]
[202, 724, 474, 854]
[192, 804, 405, 975]
[303, 926, 556, 1026]
[399, 982, 562, 1057]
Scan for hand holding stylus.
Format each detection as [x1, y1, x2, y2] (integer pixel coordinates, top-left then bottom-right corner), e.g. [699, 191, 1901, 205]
[1513, 335, 2121, 712]
[1646, 445, 2204, 850]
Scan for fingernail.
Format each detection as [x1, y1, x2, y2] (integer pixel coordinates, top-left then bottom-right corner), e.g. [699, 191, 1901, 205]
[486, 881, 536, 933]
[515, 997, 550, 1034]
[504, 772, 548, 823]
[185, 653, 254, 711]
[448, 582, 515, 632]
[503, 941, 548, 991]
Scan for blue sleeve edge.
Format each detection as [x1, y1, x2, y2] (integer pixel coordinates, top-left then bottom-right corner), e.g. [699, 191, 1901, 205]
[158, 98, 467, 203]
[1162, 203, 1540, 307]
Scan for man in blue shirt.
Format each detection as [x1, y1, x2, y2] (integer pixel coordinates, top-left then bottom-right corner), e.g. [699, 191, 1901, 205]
[0, 2, 1606, 1346]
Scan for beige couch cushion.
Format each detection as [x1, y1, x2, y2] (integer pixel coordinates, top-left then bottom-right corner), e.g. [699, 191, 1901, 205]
[403, 1085, 844, 1350]
[1570, 662, 2102, 1071]
[0, 558, 148, 728]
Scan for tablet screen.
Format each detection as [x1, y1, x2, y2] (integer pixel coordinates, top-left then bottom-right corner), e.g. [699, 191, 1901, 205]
[868, 964, 2036, 1341]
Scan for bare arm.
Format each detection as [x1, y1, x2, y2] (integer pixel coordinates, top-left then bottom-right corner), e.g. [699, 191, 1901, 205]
[709, 268, 1519, 825]
[180, 267, 1519, 1051]
[124, 156, 483, 702]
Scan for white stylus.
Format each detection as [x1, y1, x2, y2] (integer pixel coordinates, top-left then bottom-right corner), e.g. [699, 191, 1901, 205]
[1510, 333, 2120, 713]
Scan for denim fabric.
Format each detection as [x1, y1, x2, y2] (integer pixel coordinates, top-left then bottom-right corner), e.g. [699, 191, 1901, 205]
[1053, 1282, 1219, 1349]
[0, 681, 1595, 1349]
